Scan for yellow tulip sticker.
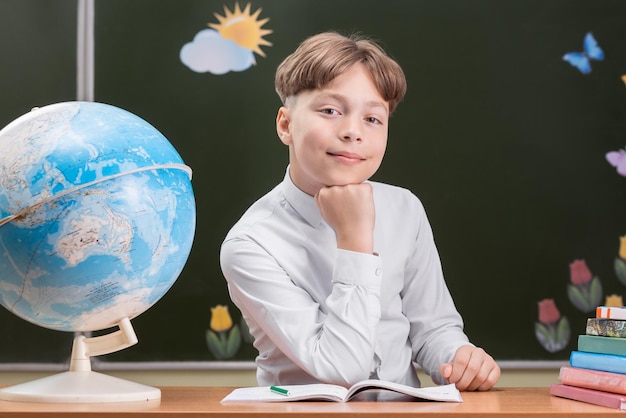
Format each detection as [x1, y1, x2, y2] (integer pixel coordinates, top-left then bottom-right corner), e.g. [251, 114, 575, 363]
[206, 304, 241, 360]
[619, 236, 626, 260]
[605, 294, 624, 307]
[210, 305, 233, 332]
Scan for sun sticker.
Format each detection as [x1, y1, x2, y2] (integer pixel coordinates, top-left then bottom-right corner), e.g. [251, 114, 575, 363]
[180, 2, 272, 75]
[209, 3, 272, 57]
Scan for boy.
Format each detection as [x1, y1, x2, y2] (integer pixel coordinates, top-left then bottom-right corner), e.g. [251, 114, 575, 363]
[220, 31, 500, 391]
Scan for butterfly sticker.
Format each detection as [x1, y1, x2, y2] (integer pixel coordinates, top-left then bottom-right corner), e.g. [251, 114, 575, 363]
[606, 148, 626, 176]
[562, 32, 604, 74]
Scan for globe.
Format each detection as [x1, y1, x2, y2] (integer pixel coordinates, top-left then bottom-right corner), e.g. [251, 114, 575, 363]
[0, 101, 196, 333]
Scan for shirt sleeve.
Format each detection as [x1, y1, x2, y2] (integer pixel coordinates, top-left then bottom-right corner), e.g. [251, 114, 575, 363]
[220, 237, 383, 386]
[400, 197, 472, 384]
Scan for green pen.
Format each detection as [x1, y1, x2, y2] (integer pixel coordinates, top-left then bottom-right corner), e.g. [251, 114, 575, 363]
[270, 385, 290, 396]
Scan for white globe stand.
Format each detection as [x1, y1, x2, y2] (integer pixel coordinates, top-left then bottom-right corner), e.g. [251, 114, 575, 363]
[0, 318, 161, 403]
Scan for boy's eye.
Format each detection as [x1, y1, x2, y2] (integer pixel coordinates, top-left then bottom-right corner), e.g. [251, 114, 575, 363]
[320, 108, 339, 115]
[365, 116, 382, 125]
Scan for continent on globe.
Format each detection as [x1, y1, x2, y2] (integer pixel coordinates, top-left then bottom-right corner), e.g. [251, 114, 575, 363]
[56, 196, 134, 266]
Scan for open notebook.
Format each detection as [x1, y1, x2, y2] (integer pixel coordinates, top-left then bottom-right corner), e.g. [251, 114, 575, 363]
[221, 380, 463, 403]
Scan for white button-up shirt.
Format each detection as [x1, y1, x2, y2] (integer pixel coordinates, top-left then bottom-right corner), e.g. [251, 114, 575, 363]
[220, 169, 471, 387]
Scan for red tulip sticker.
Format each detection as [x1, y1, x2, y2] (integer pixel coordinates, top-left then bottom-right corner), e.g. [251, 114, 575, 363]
[535, 299, 570, 353]
[567, 259, 602, 313]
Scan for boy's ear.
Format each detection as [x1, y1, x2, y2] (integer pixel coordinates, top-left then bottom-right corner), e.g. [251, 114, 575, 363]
[276, 107, 292, 145]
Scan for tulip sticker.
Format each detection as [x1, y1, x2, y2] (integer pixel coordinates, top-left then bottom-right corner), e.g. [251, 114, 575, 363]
[206, 304, 241, 360]
[535, 298, 570, 353]
[614, 236, 626, 287]
[567, 259, 602, 313]
[605, 294, 624, 307]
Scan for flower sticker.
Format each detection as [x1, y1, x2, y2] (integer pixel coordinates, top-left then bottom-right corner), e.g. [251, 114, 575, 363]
[535, 299, 570, 353]
[210, 304, 233, 332]
[206, 304, 241, 360]
[614, 236, 626, 287]
[605, 294, 624, 307]
[567, 259, 602, 312]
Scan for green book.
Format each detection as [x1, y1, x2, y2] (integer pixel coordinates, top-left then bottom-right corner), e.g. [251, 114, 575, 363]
[579, 334, 626, 356]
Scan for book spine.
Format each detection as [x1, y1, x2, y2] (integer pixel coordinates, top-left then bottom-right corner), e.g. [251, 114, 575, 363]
[550, 383, 626, 410]
[597, 306, 626, 320]
[586, 318, 626, 338]
[578, 335, 626, 356]
[570, 351, 626, 374]
[559, 366, 626, 395]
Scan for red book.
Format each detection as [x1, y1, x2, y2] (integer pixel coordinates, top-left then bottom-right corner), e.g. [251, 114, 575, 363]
[559, 366, 626, 395]
[551, 384, 626, 410]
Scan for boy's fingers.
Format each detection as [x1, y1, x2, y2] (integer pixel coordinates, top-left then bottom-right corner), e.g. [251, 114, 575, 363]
[451, 353, 480, 390]
[442, 346, 501, 391]
[439, 363, 452, 379]
[475, 366, 501, 391]
[447, 347, 500, 391]
[446, 346, 473, 384]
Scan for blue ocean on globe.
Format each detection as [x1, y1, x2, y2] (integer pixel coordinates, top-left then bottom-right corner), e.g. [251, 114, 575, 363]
[0, 101, 196, 332]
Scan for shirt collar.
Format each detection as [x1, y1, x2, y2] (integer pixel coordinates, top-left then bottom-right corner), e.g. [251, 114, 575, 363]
[281, 166, 324, 228]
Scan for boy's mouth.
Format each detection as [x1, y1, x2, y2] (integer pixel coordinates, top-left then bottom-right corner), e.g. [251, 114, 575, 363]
[327, 151, 365, 163]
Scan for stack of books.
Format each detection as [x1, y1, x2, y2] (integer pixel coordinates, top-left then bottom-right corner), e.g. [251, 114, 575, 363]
[551, 306, 626, 410]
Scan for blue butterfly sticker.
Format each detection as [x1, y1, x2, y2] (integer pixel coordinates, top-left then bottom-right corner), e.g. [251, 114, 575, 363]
[562, 32, 604, 74]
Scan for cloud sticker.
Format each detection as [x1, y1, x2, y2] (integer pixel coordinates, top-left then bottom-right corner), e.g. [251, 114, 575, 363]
[180, 3, 272, 75]
[180, 29, 254, 75]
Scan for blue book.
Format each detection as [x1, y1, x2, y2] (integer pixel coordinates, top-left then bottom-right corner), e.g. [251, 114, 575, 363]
[570, 350, 626, 374]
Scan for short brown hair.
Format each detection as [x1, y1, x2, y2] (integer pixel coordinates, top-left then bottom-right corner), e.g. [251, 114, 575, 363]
[275, 32, 407, 114]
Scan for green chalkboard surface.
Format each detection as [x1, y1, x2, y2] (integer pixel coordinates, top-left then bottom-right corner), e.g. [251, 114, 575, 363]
[1, 0, 626, 367]
[91, 0, 626, 364]
[0, 0, 77, 125]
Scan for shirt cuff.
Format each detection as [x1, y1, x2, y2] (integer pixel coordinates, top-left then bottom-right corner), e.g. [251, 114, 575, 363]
[333, 249, 382, 293]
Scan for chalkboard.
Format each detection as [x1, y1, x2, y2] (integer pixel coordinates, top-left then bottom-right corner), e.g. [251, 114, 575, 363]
[2, 0, 626, 367]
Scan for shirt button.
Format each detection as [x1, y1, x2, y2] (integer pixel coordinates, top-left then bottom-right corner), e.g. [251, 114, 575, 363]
[375, 268, 382, 276]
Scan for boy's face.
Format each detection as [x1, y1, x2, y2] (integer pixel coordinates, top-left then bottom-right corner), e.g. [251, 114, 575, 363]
[276, 63, 389, 196]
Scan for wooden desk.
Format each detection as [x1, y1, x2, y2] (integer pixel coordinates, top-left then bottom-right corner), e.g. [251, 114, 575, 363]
[0, 387, 622, 417]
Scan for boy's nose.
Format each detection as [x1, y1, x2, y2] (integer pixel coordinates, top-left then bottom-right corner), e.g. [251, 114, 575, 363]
[341, 133, 361, 142]
[339, 117, 362, 142]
